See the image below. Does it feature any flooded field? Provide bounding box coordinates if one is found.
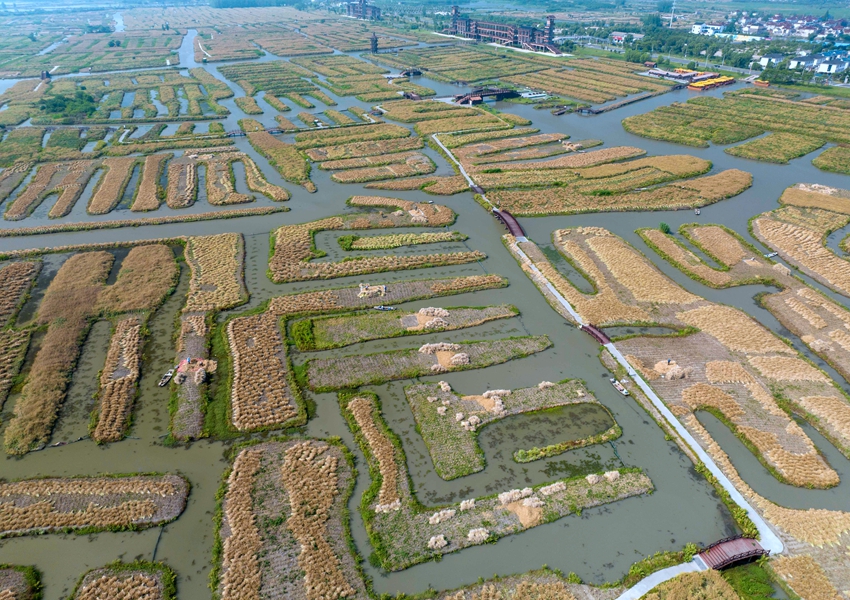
[1,23,850,600]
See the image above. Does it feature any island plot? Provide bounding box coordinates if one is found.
[341,390,647,571]
[3,244,178,454]
[69,561,176,600]
[505,227,842,489]
[507,226,850,593]
[0,474,188,537]
[639,220,850,459]
[622,88,850,173]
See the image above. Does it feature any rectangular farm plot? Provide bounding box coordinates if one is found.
[214,441,365,600]
[0,474,188,537]
[304,336,552,391]
[293,305,518,350]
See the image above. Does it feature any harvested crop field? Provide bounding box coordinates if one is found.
[184,233,247,313]
[0,261,39,325]
[227,313,300,431]
[304,336,551,391]
[92,316,144,443]
[0,474,188,537]
[215,441,365,600]
[72,562,175,600]
[267,200,482,283]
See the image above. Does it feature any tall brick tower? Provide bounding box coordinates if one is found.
[545,15,555,43]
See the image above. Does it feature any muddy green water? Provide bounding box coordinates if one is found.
[1,30,849,599]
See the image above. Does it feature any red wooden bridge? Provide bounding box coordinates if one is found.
[493,209,525,237]
[698,536,768,570]
[580,324,611,345]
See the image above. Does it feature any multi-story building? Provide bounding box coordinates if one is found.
[346,0,380,21]
[448,7,558,53]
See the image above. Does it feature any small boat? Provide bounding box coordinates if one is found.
[158,369,175,387]
[610,378,630,396]
[695,208,701,215]
[764,252,778,258]
[373,305,396,311]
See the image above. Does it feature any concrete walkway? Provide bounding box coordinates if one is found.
[507,238,784,599]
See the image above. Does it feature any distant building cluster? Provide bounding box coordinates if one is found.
[691,13,850,41]
[447,6,559,54]
[346,0,380,21]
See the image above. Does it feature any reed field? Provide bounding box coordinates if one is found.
[293,305,516,350]
[477,145,749,216]
[3,245,177,455]
[0,475,188,536]
[92,316,144,443]
[214,441,365,600]
[341,390,648,572]
[725,133,825,164]
[812,145,850,174]
[623,94,850,172]
[365,175,470,195]
[227,313,300,431]
[185,234,247,313]
[268,199,474,283]
[305,336,551,391]
[73,562,176,600]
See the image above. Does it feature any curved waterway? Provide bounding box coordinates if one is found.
[1,44,849,600]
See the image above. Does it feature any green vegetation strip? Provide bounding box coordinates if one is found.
[0,207,288,237]
[302,336,551,392]
[291,305,517,351]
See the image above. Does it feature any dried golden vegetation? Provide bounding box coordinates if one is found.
[4,246,176,455]
[96,245,178,314]
[508,232,649,325]
[445,580,579,600]
[132,154,170,212]
[639,570,740,600]
[687,225,748,267]
[281,442,356,600]
[164,160,196,208]
[0,261,38,325]
[219,449,262,600]
[677,305,794,355]
[5,161,97,220]
[348,397,399,509]
[640,229,732,286]
[796,396,850,448]
[780,183,850,215]
[268,199,477,283]
[227,314,298,431]
[184,234,246,313]
[771,555,842,600]
[88,158,137,215]
[748,356,830,382]
[0,329,29,411]
[686,413,850,546]
[92,316,143,443]
[681,383,745,419]
[753,202,850,297]
[4,252,112,455]
[247,131,313,191]
[76,571,163,600]
[0,475,188,536]
[585,235,699,305]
